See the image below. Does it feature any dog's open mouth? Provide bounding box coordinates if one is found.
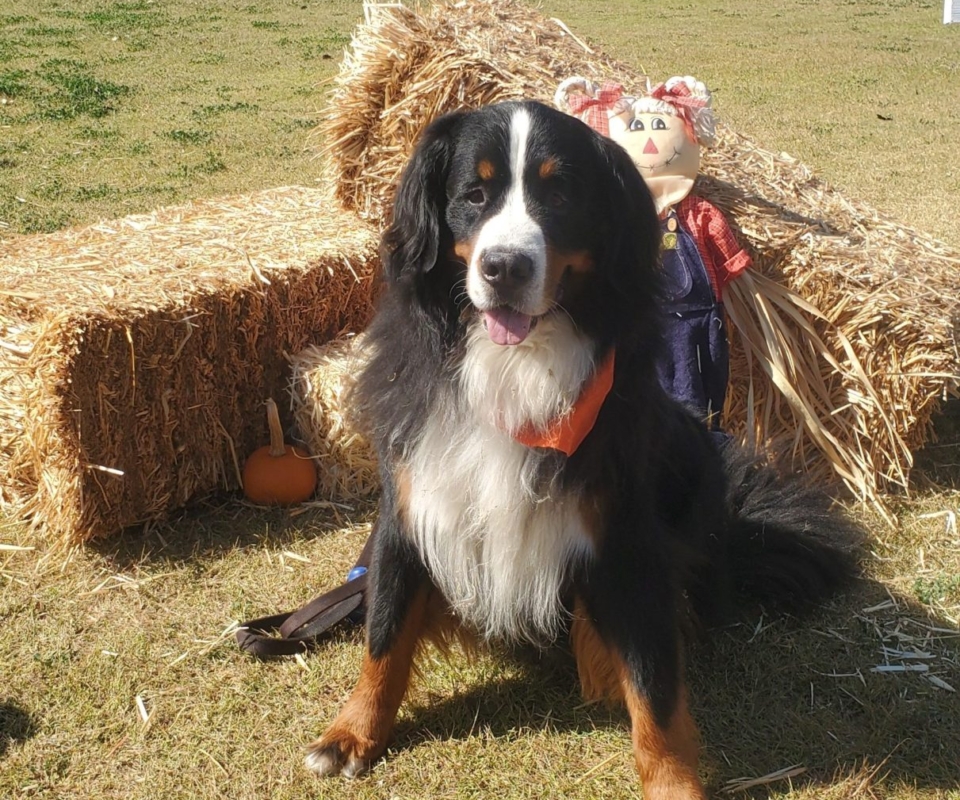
[482,308,539,346]
[479,267,570,346]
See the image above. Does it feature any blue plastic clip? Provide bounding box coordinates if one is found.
[347,565,368,582]
[345,565,368,624]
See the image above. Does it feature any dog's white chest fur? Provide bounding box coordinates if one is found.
[403,317,596,643]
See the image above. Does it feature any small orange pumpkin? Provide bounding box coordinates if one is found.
[242,398,317,505]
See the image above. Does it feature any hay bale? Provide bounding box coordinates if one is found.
[317,0,960,517]
[322,1,631,222]
[0,187,379,547]
[706,141,960,513]
[288,335,378,502]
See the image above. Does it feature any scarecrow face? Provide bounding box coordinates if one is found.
[608,106,700,212]
[623,112,698,178]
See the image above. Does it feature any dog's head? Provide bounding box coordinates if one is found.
[381,101,662,346]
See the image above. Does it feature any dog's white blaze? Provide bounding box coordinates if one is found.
[465,107,549,314]
[406,420,590,644]
[404,316,597,643]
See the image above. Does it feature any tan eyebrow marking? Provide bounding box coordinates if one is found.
[477,159,496,181]
[538,158,558,179]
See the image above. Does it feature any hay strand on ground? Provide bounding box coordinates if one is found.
[316,0,960,515]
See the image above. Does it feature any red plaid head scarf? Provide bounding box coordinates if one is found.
[566,81,625,138]
[648,81,709,144]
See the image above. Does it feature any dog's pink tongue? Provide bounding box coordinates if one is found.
[483,308,533,345]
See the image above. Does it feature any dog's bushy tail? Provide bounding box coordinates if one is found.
[721,445,862,613]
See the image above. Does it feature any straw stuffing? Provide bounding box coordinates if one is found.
[288,334,378,503]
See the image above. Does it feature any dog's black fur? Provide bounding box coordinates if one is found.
[306,101,860,796]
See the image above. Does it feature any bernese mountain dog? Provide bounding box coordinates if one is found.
[304,100,859,798]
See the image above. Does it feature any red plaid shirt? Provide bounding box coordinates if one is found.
[676,195,751,298]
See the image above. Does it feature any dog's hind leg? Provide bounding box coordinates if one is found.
[573,566,707,799]
[621,676,705,800]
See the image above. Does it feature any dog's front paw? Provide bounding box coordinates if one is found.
[304,732,377,779]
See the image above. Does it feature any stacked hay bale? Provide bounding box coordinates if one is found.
[288,335,378,503]
[322,1,632,222]
[0,187,379,548]
[313,0,960,518]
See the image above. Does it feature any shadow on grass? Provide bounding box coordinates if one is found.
[92,496,377,570]
[912,395,960,491]
[92,394,959,570]
[388,576,960,796]
[0,701,37,758]
[691,578,960,795]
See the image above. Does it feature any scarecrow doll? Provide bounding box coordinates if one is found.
[556,76,751,430]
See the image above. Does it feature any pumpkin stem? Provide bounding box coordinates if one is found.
[265,398,287,457]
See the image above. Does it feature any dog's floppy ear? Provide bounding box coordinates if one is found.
[592,133,662,305]
[382,110,465,280]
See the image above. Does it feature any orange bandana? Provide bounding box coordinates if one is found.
[513,350,615,456]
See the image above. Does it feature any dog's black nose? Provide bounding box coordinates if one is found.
[480,249,533,291]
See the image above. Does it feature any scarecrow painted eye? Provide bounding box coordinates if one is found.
[652,117,667,131]
[466,188,486,206]
[629,118,645,131]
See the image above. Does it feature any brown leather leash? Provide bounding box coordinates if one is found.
[236,534,375,657]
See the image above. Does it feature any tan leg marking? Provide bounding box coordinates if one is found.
[420,592,479,659]
[305,586,429,778]
[570,601,706,800]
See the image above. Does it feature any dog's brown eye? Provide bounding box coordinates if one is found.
[466,188,486,206]
[549,191,568,208]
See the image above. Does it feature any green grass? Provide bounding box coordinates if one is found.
[33,58,133,120]
[914,574,960,607]
[165,129,213,145]
[546,0,960,249]
[2,1,960,798]
[0,0,358,234]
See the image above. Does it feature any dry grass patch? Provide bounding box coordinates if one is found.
[2,481,960,799]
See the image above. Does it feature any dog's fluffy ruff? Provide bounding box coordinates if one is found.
[404,314,596,642]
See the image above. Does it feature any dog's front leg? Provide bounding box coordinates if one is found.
[305,497,428,779]
[574,542,706,800]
